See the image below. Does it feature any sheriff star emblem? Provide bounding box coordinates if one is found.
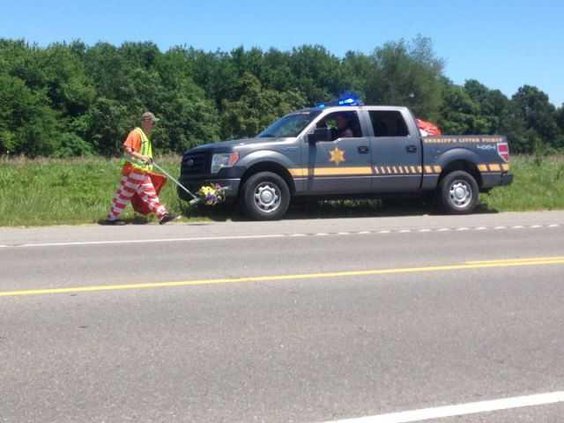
[329,147,346,165]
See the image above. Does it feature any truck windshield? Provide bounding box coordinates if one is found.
[258,110,321,138]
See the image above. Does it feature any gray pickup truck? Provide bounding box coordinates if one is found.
[179,105,513,220]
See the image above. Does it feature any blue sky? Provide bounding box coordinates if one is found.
[1,0,563,106]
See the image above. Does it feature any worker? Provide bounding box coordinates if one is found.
[101,112,177,225]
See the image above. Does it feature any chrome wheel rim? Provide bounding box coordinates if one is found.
[254,182,281,213]
[449,180,472,209]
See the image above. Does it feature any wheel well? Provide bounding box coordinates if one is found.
[439,160,482,187]
[240,162,296,195]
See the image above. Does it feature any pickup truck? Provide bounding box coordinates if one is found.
[178,105,513,220]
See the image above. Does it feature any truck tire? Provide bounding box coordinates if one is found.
[437,170,479,214]
[241,171,290,220]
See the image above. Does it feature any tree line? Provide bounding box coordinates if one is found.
[1,36,563,157]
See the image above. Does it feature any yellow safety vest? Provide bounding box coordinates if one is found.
[123,127,154,173]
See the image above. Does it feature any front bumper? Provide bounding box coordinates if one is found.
[177,177,241,202]
[179,149,244,202]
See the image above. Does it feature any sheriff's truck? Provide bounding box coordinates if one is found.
[179,104,513,220]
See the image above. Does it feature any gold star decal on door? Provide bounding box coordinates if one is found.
[329,147,346,165]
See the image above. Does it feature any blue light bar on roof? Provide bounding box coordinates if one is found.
[338,91,364,106]
[315,91,364,109]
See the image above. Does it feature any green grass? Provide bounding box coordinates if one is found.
[0,156,194,227]
[481,155,564,211]
[0,155,563,227]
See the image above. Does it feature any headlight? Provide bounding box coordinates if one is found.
[211,152,239,173]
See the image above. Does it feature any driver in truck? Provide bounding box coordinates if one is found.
[335,113,354,139]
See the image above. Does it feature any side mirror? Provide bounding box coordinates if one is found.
[308,127,332,143]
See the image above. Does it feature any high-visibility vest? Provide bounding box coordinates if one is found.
[123,127,154,173]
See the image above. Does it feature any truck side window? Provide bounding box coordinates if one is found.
[318,111,363,140]
[369,111,409,137]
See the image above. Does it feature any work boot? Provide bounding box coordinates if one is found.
[159,213,179,225]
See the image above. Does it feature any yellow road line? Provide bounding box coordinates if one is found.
[466,256,564,264]
[1,257,563,298]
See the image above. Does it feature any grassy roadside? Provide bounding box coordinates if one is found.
[480,155,564,211]
[0,156,190,227]
[0,155,563,227]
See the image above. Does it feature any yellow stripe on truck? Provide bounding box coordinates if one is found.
[289,163,475,178]
[314,167,373,176]
[477,163,511,173]
[289,167,373,177]
[289,169,306,177]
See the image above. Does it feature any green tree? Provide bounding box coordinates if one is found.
[187,49,240,111]
[221,73,306,139]
[0,74,60,156]
[83,97,130,156]
[152,48,221,151]
[341,51,377,101]
[1,37,562,157]
[463,80,509,133]
[370,36,444,119]
[511,85,559,152]
[39,43,96,116]
[261,48,296,92]
[439,83,481,134]
[289,45,345,104]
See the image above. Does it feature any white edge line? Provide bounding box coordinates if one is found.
[326,391,564,423]
[9,234,288,248]
[4,223,561,249]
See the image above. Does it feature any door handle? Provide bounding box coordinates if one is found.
[406,145,417,153]
[358,146,369,154]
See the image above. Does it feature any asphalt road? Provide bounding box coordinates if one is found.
[1,211,563,422]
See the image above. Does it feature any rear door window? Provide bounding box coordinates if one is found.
[369,111,409,137]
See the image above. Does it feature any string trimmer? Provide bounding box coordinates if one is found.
[151,160,202,206]
[124,153,202,206]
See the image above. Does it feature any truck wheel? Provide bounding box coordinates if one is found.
[242,172,290,220]
[437,170,479,214]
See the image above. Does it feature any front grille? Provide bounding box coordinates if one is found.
[181,152,211,175]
